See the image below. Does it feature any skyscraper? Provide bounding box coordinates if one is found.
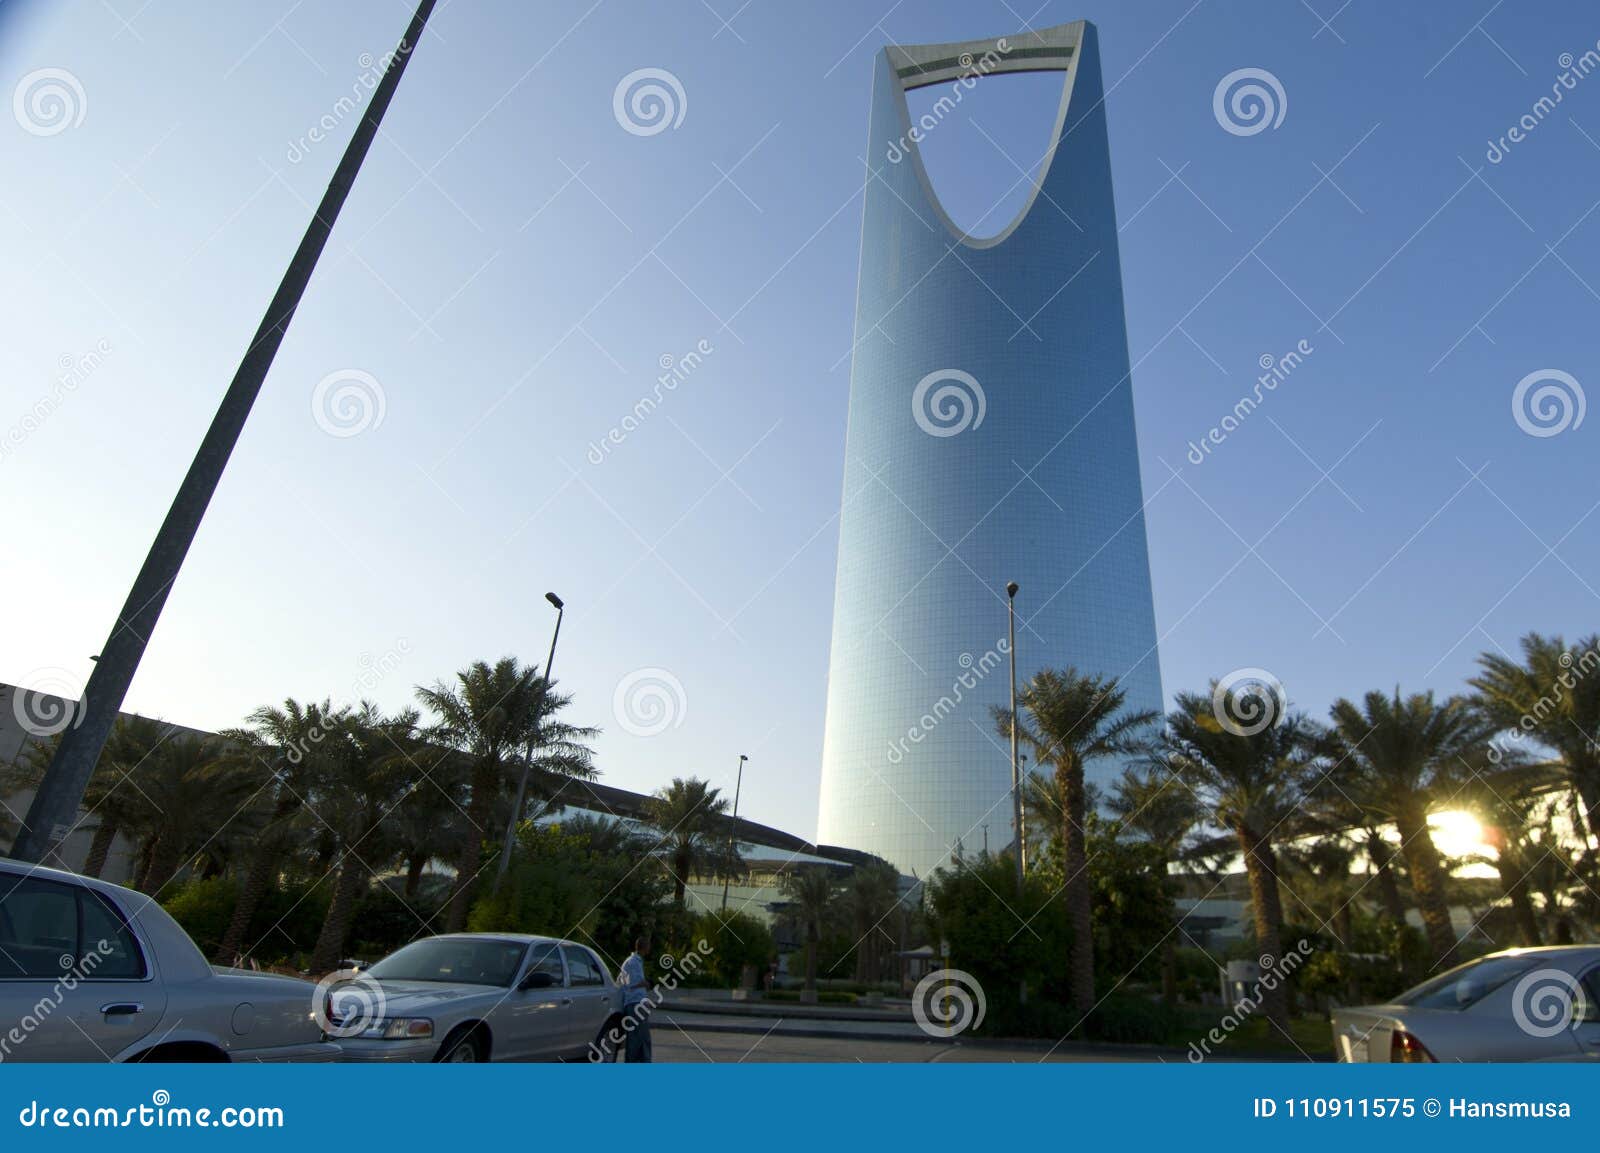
[817,20,1164,878]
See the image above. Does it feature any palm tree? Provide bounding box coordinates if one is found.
[417,657,593,931]
[1325,689,1489,969]
[387,747,465,903]
[212,699,345,962]
[1472,633,1600,858]
[1456,760,1567,947]
[1278,834,1360,945]
[1166,688,1311,1033]
[128,734,255,896]
[783,864,840,999]
[306,704,414,972]
[643,777,728,907]
[504,679,599,867]
[78,716,170,877]
[993,667,1158,1018]
[844,857,902,984]
[1109,764,1203,1007]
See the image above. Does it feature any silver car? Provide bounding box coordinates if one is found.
[1333,946,1600,1062]
[333,934,625,1062]
[0,858,340,1062]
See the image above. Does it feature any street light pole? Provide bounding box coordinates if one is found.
[1006,580,1026,1009]
[495,592,564,893]
[10,0,438,865]
[1006,581,1024,890]
[720,753,749,912]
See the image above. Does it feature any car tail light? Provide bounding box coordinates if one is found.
[1390,1030,1434,1063]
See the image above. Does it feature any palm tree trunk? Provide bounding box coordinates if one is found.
[804,930,818,991]
[446,763,497,931]
[82,821,118,878]
[131,837,155,891]
[404,854,427,899]
[671,844,691,907]
[1571,773,1599,840]
[1498,858,1542,946]
[143,831,184,895]
[1235,822,1289,1032]
[446,830,480,932]
[311,854,367,972]
[1365,830,1407,922]
[1058,762,1095,1023]
[1160,936,1178,1009]
[1395,806,1456,968]
[1333,901,1355,951]
[216,839,282,963]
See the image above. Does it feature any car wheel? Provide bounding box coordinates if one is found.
[591,1017,623,1063]
[436,1028,485,1063]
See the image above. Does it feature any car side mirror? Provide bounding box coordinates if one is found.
[520,971,556,990]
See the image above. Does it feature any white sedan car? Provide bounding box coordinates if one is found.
[0,858,340,1062]
[333,934,625,1062]
[1333,946,1600,1062]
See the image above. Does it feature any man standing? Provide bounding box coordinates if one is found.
[617,936,653,1063]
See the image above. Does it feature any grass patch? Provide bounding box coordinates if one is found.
[764,990,858,1005]
[1170,1006,1332,1059]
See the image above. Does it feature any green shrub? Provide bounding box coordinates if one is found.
[470,821,672,959]
[925,854,1073,1036]
[162,877,239,955]
[682,910,773,987]
[241,879,330,968]
[1082,993,1181,1044]
[161,875,330,968]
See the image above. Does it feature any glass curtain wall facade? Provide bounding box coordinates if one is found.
[816,21,1164,878]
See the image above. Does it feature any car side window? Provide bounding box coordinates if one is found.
[0,875,147,981]
[0,876,81,978]
[562,946,603,986]
[79,891,147,980]
[524,944,565,985]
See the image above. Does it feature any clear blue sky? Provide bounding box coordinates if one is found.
[4,1,1597,841]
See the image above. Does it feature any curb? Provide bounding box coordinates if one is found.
[656,1012,1329,1061]
[661,999,908,1023]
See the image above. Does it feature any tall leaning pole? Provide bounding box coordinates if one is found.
[10,0,437,865]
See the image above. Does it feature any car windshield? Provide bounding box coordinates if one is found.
[1392,954,1540,1010]
[367,938,528,987]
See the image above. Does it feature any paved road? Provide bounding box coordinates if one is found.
[650,1015,1170,1063]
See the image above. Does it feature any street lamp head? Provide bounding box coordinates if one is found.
[544,592,564,610]
[1006,581,1019,598]
[739,754,749,763]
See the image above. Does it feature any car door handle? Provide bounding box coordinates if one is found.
[99,1002,143,1016]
